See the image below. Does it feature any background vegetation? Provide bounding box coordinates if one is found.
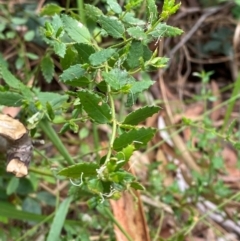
[0,0,240,241]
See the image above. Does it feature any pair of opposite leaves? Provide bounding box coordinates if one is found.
[0,114,32,177]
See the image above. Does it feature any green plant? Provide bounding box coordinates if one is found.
[0,0,183,205]
[143,68,240,240]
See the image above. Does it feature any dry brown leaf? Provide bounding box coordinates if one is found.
[110,189,150,241]
[110,163,150,241]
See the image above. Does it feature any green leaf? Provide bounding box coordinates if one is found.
[109,171,135,183]
[41,55,54,83]
[46,102,55,120]
[46,197,72,241]
[212,156,224,169]
[125,41,152,69]
[26,52,39,60]
[40,3,64,16]
[53,41,66,58]
[24,30,35,41]
[126,41,143,69]
[122,13,145,26]
[87,179,104,194]
[66,76,90,87]
[78,90,112,124]
[7,177,19,195]
[89,48,116,66]
[125,0,144,10]
[161,0,181,19]
[15,57,24,70]
[130,181,145,190]
[6,31,15,39]
[106,0,122,14]
[0,65,22,89]
[84,4,103,22]
[59,123,70,134]
[0,91,23,106]
[60,46,77,70]
[36,192,56,207]
[127,26,147,41]
[98,15,125,39]
[125,93,137,107]
[22,197,41,215]
[149,23,183,38]
[113,127,156,151]
[61,14,91,43]
[234,142,240,150]
[0,65,32,99]
[147,0,158,24]
[74,43,96,64]
[146,56,169,68]
[125,78,153,106]
[58,163,98,178]
[11,17,27,25]
[102,68,135,91]
[0,54,8,67]
[44,22,55,37]
[35,91,68,108]
[60,64,86,84]
[102,70,122,91]
[115,144,135,169]
[55,26,64,38]
[52,14,63,36]
[130,79,154,94]
[123,106,160,125]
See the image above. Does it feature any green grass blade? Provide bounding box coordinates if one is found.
[222,73,240,132]
[39,118,75,164]
[0,201,78,225]
[0,201,49,222]
[46,196,73,241]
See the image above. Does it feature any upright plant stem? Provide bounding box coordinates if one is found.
[221,73,240,132]
[39,118,75,165]
[77,0,86,24]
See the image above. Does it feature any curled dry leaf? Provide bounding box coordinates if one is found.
[0,114,32,177]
